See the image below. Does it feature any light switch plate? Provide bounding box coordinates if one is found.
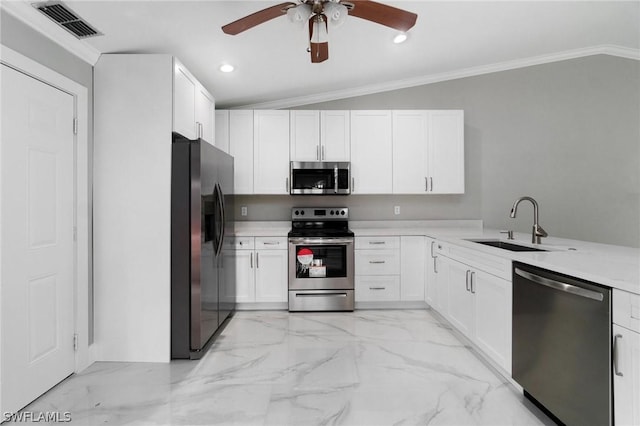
[241,206,248,216]
[394,206,400,215]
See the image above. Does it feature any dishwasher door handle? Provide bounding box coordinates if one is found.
[515,268,604,302]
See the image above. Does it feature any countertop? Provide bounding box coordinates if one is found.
[233,220,640,295]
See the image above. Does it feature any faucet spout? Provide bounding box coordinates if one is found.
[510,196,547,244]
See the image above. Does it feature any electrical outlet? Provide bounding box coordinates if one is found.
[394,206,400,215]
[241,206,248,216]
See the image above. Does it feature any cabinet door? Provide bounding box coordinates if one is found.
[215,110,230,153]
[400,236,425,301]
[290,110,320,161]
[350,110,392,194]
[433,256,449,319]
[235,250,255,303]
[446,258,474,339]
[254,249,288,302]
[320,110,350,161]
[195,86,215,143]
[425,238,437,307]
[473,269,512,373]
[613,324,640,426]
[254,110,290,194]
[229,110,254,194]
[427,110,464,194]
[392,111,428,194]
[173,61,196,139]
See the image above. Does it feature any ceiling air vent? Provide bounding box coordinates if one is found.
[33,1,102,39]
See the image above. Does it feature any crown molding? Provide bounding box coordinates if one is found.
[237,44,640,109]
[1,0,101,65]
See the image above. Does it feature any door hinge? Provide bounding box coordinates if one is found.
[73,118,78,135]
[73,334,78,351]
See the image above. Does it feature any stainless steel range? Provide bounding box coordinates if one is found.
[288,208,354,312]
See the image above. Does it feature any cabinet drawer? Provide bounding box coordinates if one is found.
[255,237,288,250]
[226,237,254,250]
[355,236,400,250]
[355,276,400,301]
[355,250,400,275]
[613,289,640,333]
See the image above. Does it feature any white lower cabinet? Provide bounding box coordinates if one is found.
[424,238,439,308]
[233,237,288,305]
[613,289,640,426]
[355,236,426,304]
[613,324,640,426]
[254,248,288,302]
[433,242,512,374]
[400,236,426,301]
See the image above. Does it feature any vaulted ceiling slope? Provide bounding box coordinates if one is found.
[5,1,640,108]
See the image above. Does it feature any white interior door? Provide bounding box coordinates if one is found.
[1,64,76,414]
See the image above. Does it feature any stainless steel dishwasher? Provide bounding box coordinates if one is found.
[512,262,612,426]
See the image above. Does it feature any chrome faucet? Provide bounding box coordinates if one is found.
[510,196,548,244]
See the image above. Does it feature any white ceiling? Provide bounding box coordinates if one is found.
[10,1,640,108]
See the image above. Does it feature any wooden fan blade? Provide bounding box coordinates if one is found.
[222,2,296,35]
[308,16,329,63]
[347,0,417,32]
[310,42,329,63]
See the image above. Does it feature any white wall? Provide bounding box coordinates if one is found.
[235,55,640,248]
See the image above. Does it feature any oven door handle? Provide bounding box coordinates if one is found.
[289,238,354,245]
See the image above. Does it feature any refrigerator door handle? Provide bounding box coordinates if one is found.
[214,183,225,256]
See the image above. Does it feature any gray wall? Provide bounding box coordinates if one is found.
[237,55,640,247]
[1,10,96,338]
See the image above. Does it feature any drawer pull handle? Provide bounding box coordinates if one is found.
[369,287,386,290]
[369,241,386,245]
[263,242,280,245]
[369,260,386,264]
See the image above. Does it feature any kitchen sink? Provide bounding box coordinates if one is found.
[466,239,548,252]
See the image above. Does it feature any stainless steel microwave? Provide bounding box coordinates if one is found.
[290,161,351,195]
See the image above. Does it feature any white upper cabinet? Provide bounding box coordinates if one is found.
[350,110,393,194]
[290,110,350,162]
[392,110,464,194]
[215,110,230,153]
[321,110,350,161]
[290,110,320,161]
[393,110,428,193]
[253,110,290,194]
[173,58,215,144]
[229,110,254,194]
[195,86,215,143]
[173,60,196,139]
[427,110,464,194]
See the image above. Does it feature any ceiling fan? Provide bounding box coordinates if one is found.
[221,0,418,63]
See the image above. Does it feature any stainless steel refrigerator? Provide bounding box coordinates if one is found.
[171,133,235,359]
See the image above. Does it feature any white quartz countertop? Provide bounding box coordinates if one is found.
[233,220,640,295]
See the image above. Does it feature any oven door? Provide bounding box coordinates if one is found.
[288,237,354,290]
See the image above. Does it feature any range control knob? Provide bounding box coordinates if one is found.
[330,210,335,215]
[340,210,346,215]
[294,210,299,216]
[300,210,305,215]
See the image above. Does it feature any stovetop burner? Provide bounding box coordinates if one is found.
[288,207,354,238]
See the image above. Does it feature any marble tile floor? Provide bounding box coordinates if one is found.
[22,310,554,425]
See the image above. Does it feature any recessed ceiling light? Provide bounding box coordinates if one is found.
[219,64,234,73]
[393,33,407,44]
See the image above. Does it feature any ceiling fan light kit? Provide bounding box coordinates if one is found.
[393,33,407,44]
[221,0,418,63]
